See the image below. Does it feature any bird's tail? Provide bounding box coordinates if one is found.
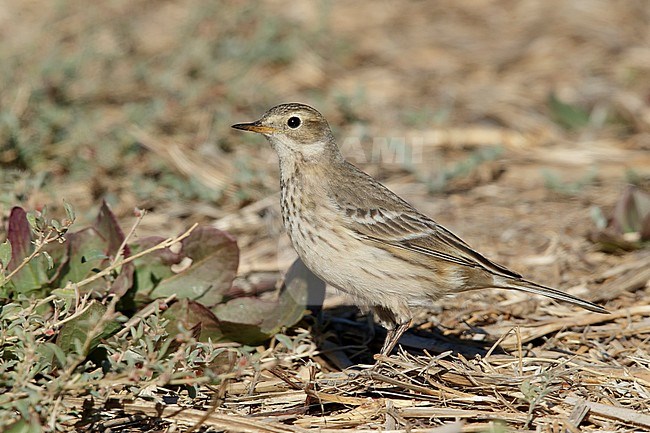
[494,277,609,314]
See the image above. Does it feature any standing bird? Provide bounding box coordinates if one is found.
[232,103,608,356]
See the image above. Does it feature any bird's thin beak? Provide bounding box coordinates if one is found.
[231,120,277,134]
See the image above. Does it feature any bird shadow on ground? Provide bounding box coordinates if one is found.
[310,308,504,369]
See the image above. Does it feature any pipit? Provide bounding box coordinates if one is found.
[232,103,608,356]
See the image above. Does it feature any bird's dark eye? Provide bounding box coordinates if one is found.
[287,116,301,128]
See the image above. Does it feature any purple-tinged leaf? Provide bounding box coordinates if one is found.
[163,299,223,342]
[54,202,134,296]
[589,185,650,252]
[7,207,33,270]
[642,212,650,241]
[5,207,48,293]
[60,227,111,294]
[94,200,133,296]
[95,200,130,258]
[612,185,650,236]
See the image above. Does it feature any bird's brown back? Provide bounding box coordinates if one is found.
[322,160,524,286]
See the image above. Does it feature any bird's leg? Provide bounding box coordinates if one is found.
[378,320,411,357]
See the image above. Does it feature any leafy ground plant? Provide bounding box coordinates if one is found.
[0,201,312,431]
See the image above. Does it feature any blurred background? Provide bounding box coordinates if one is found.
[1,0,648,289]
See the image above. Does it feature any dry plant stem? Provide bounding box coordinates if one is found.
[368,370,446,398]
[166,376,216,386]
[483,326,516,360]
[34,294,57,310]
[516,326,523,376]
[110,208,147,268]
[66,396,306,433]
[45,291,93,330]
[73,223,198,290]
[564,396,650,428]
[48,394,64,432]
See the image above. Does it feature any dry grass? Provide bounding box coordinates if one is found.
[1,0,650,431]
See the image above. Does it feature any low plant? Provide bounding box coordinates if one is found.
[0,201,316,431]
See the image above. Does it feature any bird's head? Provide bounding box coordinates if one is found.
[232,103,339,162]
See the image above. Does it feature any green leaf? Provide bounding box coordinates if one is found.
[5,418,43,433]
[213,297,277,345]
[36,342,68,368]
[63,200,76,223]
[42,251,54,270]
[58,227,110,293]
[131,236,182,297]
[25,212,37,231]
[143,226,239,307]
[213,259,324,345]
[548,93,590,131]
[270,258,325,331]
[274,333,294,350]
[42,235,70,283]
[56,301,121,355]
[589,206,607,230]
[0,240,12,269]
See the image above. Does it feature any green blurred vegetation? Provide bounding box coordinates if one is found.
[0,1,348,223]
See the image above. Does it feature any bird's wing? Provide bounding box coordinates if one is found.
[331,163,522,279]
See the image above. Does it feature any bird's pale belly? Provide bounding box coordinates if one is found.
[284,212,448,320]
